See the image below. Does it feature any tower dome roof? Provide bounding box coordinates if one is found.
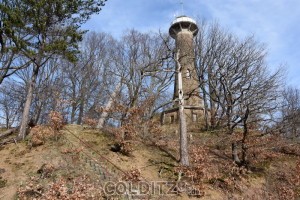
[169,15,198,39]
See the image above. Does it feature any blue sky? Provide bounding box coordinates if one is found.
[83,0,300,88]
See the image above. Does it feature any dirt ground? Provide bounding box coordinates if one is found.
[0,140,64,199]
[0,125,299,199]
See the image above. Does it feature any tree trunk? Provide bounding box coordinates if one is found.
[176,50,189,166]
[241,143,247,165]
[241,107,250,165]
[203,88,209,130]
[70,103,77,124]
[18,65,39,140]
[33,101,44,124]
[5,112,9,129]
[77,98,84,125]
[232,141,241,164]
[97,82,121,129]
[0,127,18,140]
[200,73,209,130]
[179,103,189,166]
[208,65,216,128]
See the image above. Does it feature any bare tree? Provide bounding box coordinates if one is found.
[97,81,122,129]
[195,21,235,129]
[61,32,113,124]
[0,82,23,128]
[110,30,173,125]
[195,20,284,164]
[278,87,300,138]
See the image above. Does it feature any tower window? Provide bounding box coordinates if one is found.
[186,69,191,79]
[192,114,197,122]
[170,115,175,123]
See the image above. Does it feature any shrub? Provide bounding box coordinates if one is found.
[49,111,64,140]
[122,168,141,182]
[30,126,53,147]
[82,117,98,128]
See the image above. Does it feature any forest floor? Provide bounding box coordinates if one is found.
[0,124,299,199]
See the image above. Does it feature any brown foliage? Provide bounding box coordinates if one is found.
[82,117,98,128]
[122,168,141,182]
[48,111,64,140]
[29,111,65,147]
[37,164,55,179]
[61,147,83,154]
[49,111,64,132]
[18,176,102,199]
[269,161,300,200]
[107,97,162,156]
[175,146,208,197]
[30,126,54,147]
[111,97,161,139]
[119,141,133,156]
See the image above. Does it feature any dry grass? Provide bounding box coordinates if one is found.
[0,124,299,199]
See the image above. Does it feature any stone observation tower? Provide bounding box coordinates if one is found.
[161,16,204,127]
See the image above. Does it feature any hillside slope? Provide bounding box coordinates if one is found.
[0,124,299,199]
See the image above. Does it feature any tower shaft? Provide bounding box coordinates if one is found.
[173,30,199,106]
[169,16,201,107]
[161,16,204,127]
